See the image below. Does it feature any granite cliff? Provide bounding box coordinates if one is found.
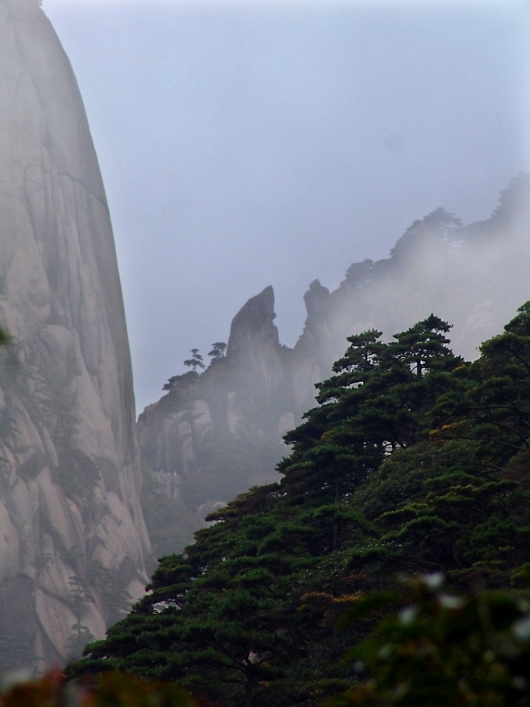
[138,175,530,554]
[0,0,150,668]
[138,286,291,555]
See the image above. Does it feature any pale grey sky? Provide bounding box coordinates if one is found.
[42,0,530,414]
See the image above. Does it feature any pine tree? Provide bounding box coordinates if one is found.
[183,349,205,374]
[67,306,530,707]
[208,342,227,362]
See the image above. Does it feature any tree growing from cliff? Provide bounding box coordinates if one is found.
[183,349,205,374]
[65,576,95,660]
[162,375,179,391]
[208,342,227,362]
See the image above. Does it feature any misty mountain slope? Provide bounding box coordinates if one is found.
[292,174,530,413]
[138,286,291,555]
[139,174,530,553]
[0,0,150,668]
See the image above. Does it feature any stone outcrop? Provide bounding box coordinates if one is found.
[138,175,530,550]
[0,0,150,668]
[138,287,291,554]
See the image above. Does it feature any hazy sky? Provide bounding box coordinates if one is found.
[42,0,530,414]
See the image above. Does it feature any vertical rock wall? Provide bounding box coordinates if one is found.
[0,0,150,668]
[138,287,290,555]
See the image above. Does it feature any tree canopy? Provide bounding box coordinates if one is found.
[208,342,227,361]
[68,304,530,707]
[183,349,205,374]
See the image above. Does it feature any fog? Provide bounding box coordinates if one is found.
[42,0,530,414]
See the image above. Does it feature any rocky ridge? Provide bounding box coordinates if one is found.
[138,286,291,554]
[138,175,530,553]
[290,177,530,413]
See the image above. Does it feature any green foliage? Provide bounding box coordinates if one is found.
[346,440,530,587]
[65,624,95,663]
[0,325,9,346]
[162,371,199,392]
[163,349,209,390]
[163,376,180,391]
[65,576,95,660]
[163,350,206,391]
[69,486,315,702]
[69,304,530,706]
[336,575,530,706]
[183,349,205,374]
[208,342,227,362]
[431,301,530,466]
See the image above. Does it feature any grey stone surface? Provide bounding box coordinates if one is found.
[0,0,150,668]
[138,287,291,553]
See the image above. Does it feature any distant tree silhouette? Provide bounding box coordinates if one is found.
[183,349,205,374]
[162,376,179,391]
[208,342,227,362]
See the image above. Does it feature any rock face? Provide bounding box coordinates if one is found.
[0,0,150,668]
[138,287,291,554]
[138,175,530,551]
